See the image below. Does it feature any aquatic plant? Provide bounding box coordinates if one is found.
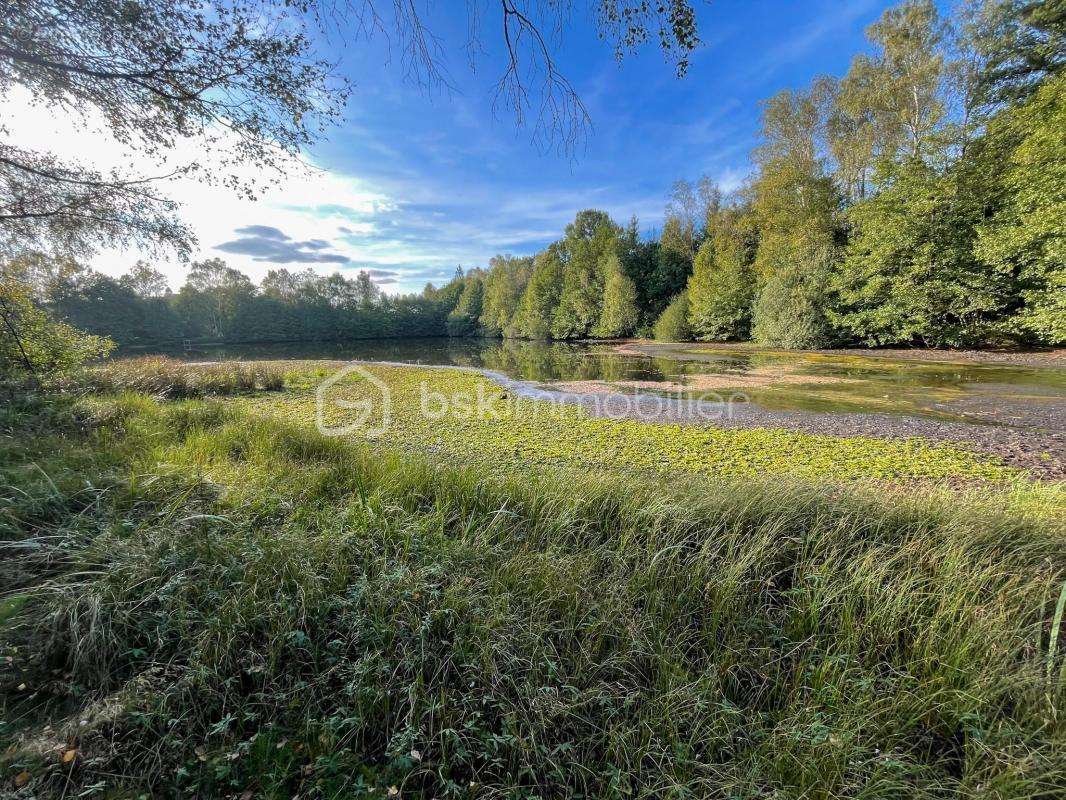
[252,364,1021,484]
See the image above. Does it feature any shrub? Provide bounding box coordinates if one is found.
[0,272,114,389]
[652,289,692,341]
[752,262,833,348]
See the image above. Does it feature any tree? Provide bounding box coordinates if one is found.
[652,290,692,341]
[618,215,659,326]
[119,262,169,298]
[975,72,1066,344]
[968,0,1066,108]
[512,245,565,340]
[262,268,315,303]
[752,258,835,349]
[665,176,721,244]
[687,206,757,341]
[0,0,352,258]
[175,258,255,339]
[551,210,621,339]
[751,86,841,348]
[650,215,698,318]
[863,0,949,160]
[353,271,383,308]
[52,270,184,346]
[832,154,1015,348]
[480,254,533,337]
[1,268,113,388]
[446,274,485,337]
[593,254,639,338]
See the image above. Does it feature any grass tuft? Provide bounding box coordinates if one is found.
[74,356,286,399]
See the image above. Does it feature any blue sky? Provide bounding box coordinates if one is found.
[10,0,908,293]
[286,0,900,293]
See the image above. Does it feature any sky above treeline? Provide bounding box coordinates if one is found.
[9,0,917,294]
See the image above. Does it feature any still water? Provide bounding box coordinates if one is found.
[157,337,1065,426]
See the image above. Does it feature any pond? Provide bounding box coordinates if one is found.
[154,337,1065,429]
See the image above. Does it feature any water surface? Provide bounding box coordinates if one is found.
[156,338,1065,428]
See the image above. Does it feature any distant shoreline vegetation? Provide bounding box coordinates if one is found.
[5,1,1062,353]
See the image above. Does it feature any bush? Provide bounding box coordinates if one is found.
[752,264,833,349]
[0,273,114,389]
[651,290,692,341]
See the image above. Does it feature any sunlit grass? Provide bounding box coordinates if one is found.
[1,392,1064,798]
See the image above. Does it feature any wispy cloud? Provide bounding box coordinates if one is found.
[747,0,881,79]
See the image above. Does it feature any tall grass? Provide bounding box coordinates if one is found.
[74,355,285,398]
[1,394,1064,798]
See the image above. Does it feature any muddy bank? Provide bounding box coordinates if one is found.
[616,340,1066,369]
[537,383,1065,480]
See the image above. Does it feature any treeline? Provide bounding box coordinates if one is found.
[445,0,1064,348]
[4,255,460,347]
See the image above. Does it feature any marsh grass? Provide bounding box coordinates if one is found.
[1,394,1064,798]
[74,355,286,399]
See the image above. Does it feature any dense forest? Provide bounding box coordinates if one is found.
[10,0,1064,350]
[5,254,458,347]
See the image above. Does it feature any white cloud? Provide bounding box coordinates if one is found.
[2,87,401,289]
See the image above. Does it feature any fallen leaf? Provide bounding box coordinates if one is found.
[62,748,77,764]
[13,771,30,787]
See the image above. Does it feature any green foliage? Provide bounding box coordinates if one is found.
[0,270,113,387]
[651,290,692,341]
[618,216,661,326]
[750,87,841,349]
[976,72,1066,344]
[17,255,453,347]
[753,260,835,349]
[687,209,758,341]
[8,2,1065,353]
[445,274,484,337]
[971,0,1066,107]
[479,255,533,337]
[832,157,1013,347]
[551,210,622,339]
[648,215,695,317]
[592,254,639,337]
[511,245,565,339]
[0,391,1062,796]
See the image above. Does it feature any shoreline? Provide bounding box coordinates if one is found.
[611,340,1066,369]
